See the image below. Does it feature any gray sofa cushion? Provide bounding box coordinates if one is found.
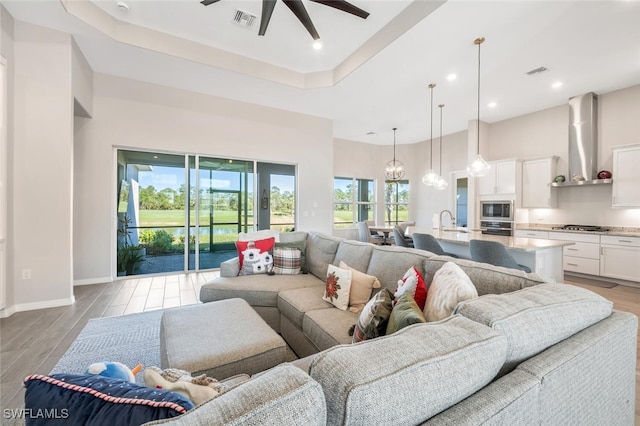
[309,315,507,426]
[332,240,374,272]
[455,283,613,374]
[279,231,309,243]
[143,364,326,426]
[200,274,322,306]
[425,255,549,296]
[303,308,359,351]
[306,232,343,280]
[278,286,332,329]
[366,245,432,293]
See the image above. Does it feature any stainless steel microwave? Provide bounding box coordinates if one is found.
[480,200,513,221]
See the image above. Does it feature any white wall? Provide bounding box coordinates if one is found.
[334,128,469,235]
[71,39,93,118]
[73,73,333,282]
[7,21,75,313]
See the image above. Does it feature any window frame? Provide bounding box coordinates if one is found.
[333,176,376,228]
[384,179,410,226]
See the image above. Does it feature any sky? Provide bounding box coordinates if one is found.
[138,166,294,193]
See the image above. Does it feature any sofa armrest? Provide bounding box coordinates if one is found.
[143,364,326,426]
[220,257,240,277]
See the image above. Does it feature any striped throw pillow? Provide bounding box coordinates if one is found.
[272,247,301,275]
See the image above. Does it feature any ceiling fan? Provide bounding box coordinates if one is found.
[200,0,370,40]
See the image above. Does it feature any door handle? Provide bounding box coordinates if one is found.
[567,263,578,267]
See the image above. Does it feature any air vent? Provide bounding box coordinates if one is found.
[232,9,257,29]
[526,66,549,76]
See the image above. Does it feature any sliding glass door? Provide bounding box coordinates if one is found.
[189,157,253,271]
[116,150,295,276]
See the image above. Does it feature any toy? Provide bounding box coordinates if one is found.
[85,362,143,383]
[143,367,223,406]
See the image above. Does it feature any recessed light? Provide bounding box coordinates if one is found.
[488,102,497,108]
[312,41,322,50]
[446,74,457,81]
[552,81,563,89]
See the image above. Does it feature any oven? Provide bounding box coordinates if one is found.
[480,220,513,236]
[480,200,513,221]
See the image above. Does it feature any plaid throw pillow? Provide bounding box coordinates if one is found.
[352,288,394,343]
[272,247,301,275]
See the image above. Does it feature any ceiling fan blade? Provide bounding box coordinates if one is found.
[309,0,369,19]
[259,0,277,36]
[200,0,221,5]
[282,0,320,40]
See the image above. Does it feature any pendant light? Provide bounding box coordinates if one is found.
[466,37,491,178]
[384,127,405,182]
[434,103,448,190]
[422,83,439,186]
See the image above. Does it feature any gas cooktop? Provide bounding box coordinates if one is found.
[552,224,610,232]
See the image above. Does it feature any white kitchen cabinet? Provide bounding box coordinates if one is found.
[478,160,518,196]
[514,230,549,239]
[600,235,640,282]
[548,231,601,276]
[612,144,640,207]
[521,157,558,208]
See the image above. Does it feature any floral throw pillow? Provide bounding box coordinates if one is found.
[394,266,428,311]
[322,264,352,311]
[235,237,275,276]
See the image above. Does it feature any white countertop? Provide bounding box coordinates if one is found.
[516,225,640,238]
[407,227,575,252]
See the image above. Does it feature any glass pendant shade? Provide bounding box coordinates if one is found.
[422,169,439,186]
[467,154,491,177]
[434,176,449,190]
[466,37,491,179]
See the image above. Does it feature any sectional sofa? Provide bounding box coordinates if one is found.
[157,231,637,425]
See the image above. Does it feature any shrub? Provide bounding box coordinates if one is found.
[139,229,154,245]
[150,230,174,254]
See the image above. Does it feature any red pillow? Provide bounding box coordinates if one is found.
[235,237,275,275]
[394,267,428,311]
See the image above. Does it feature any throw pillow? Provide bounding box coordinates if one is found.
[385,291,427,335]
[352,288,394,343]
[235,237,275,275]
[272,247,301,275]
[424,261,478,322]
[394,266,428,311]
[275,240,307,273]
[339,261,382,314]
[23,373,194,426]
[322,264,352,311]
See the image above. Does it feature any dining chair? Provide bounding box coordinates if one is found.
[398,221,415,234]
[357,221,385,245]
[392,226,413,248]
[469,239,531,273]
[412,233,458,257]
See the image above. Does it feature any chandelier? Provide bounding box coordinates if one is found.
[385,127,405,182]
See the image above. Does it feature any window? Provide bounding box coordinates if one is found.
[385,180,409,225]
[333,177,375,228]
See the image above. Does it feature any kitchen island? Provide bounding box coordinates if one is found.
[407,227,575,282]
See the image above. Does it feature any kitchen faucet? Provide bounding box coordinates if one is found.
[439,209,456,233]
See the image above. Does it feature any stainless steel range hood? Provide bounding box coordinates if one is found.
[551,92,612,187]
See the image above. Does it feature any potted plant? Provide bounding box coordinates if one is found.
[117,214,146,275]
[117,244,146,275]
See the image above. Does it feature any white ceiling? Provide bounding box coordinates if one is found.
[4,0,640,145]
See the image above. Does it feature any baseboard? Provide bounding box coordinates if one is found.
[74,276,113,286]
[0,304,16,318]
[2,296,76,317]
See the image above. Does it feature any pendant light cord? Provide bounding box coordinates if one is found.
[475,37,484,156]
[393,127,397,163]
[439,104,444,174]
[429,83,435,170]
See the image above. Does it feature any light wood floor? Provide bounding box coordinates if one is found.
[1,273,639,423]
